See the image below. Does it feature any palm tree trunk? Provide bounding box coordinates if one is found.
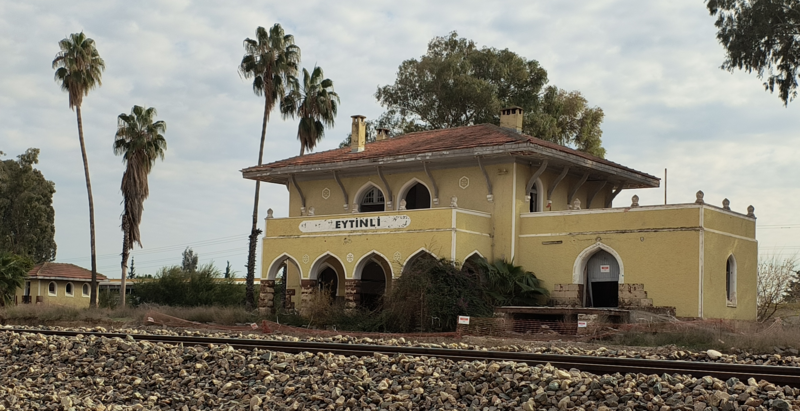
[245,97,271,311]
[120,216,130,307]
[300,145,305,156]
[76,105,99,308]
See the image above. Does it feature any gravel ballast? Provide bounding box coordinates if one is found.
[1,330,799,410]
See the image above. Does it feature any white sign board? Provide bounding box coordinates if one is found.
[299,215,410,233]
[458,316,470,325]
[600,265,611,273]
[577,321,588,328]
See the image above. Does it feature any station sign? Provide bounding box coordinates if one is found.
[299,215,411,233]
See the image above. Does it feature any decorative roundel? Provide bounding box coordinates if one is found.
[459,176,470,189]
[321,188,331,200]
[393,251,402,262]
[346,253,354,263]
[302,254,310,264]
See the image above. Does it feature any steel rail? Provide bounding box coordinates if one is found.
[5,328,800,387]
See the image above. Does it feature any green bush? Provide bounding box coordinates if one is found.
[133,263,244,307]
[479,259,549,306]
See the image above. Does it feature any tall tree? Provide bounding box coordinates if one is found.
[52,32,105,307]
[181,247,198,272]
[0,252,33,306]
[0,149,57,263]
[281,66,340,155]
[238,24,300,310]
[375,32,606,157]
[113,105,167,307]
[707,0,800,105]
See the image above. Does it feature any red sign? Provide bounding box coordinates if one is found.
[600,265,611,273]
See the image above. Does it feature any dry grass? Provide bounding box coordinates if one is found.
[609,318,800,354]
[0,304,259,327]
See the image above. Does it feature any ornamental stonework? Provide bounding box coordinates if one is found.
[459,176,469,189]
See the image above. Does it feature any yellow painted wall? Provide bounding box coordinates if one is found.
[14,280,98,308]
[700,208,758,321]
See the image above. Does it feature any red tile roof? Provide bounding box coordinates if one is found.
[244,123,657,182]
[27,263,108,281]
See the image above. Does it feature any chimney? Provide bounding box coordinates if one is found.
[500,106,523,132]
[350,115,366,152]
[376,128,389,141]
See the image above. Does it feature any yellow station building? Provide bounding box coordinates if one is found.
[14,262,107,308]
[242,108,757,320]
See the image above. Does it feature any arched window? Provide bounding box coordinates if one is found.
[726,255,737,305]
[65,283,74,296]
[48,282,57,296]
[402,182,431,210]
[529,185,539,212]
[359,187,385,212]
[82,283,90,297]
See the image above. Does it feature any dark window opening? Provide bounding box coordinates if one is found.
[360,187,385,212]
[404,183,431,210]
[529,186,539,212]
[360,261,386,310]
[65,283,73,295]
[48,282,56,295]
[318,267,338,298]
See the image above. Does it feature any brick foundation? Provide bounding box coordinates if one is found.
[345,279,362,309]
[257,280,275,315]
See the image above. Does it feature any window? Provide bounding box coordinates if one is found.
[726,255,737,306]
[403,182,431,210]
[48,282,57,296]
[359,187,385,212]
[65,283,74,296]
[529,185,539,212]
[82,283,90,297]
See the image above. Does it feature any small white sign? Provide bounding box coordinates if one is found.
[600,265,611,273]
[577,321,588,328]
[458,316,470,325]
[299,215,410,233]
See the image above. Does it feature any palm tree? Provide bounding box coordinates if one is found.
[0,253,33,306]
[281,66,340,155]
[238,24,300,310]
[113,105,167,307]
[52,32,105,307]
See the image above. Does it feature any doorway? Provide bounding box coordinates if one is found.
[585,250,620,308]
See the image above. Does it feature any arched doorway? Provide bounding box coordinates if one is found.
[402,249,437,276]
[360,261,386,310]
[585,250,620,307]
[359,185,385,212]
[528,179,543,212]
[318,267,338,297]
[403,182,431,210]
[461,252,486,283]
[267,254,303,311]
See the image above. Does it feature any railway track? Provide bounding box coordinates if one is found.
[5,328,800,387]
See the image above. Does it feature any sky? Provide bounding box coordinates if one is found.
[1,1,798,279]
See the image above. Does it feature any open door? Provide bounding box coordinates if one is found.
[586,250,620,307]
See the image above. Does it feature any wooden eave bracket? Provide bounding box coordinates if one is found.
[585,180,608,209]
[526,160,548,194]
[567,171,591,205]
[423,162,440,205]
[605,184,624,208]
[290,173,306,212]
[477,156,494,202]
[377,166,393,210]
[333,170,349,211]
[547,167,570,201]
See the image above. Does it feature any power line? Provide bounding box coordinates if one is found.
[57,233,249,262]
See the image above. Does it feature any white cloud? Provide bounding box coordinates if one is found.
[1,0,798,278]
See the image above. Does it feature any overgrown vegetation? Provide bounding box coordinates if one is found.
[0,252,33,305]
[133,263,244,307]
[757,254,798,322]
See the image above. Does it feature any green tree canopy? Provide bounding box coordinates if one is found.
[281,66,340,155]
[0,149,56,263]
[375,32,606,157]
[707,0,800,105]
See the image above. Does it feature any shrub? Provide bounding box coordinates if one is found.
[0,252,33,306]
[479,259,549,306]
[133,263,244,307]
[382,257,493,332]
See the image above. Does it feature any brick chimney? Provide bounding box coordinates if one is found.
[500,106,523,133]
[376,128,389,141]
[350,115,366,152]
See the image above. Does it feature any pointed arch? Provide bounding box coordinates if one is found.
[353,181,386,212]
[463,250,485,264]
[403,247,437,269]
[527,178,545,212]
[572,242,625,284]
[396,178,432,210]
[309,252,347,280]
[267,253,303,280]
[354,250,395,280]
